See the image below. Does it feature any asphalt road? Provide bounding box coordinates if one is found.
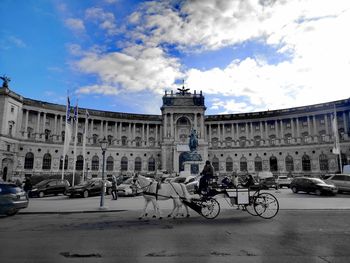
[1,209,350,263]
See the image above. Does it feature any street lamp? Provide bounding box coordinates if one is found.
[99,137,108,210]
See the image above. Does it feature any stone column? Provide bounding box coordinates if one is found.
[118,122,122,140]
[24,110,29,135]
[100,120,104,139]
[291,118,295,138]
[128,123,131,145]
[280,120,284,140]
[90,119,94,137]
[209,124,212,143]
[170,113,174,138]
[146,124,149,145]
[307,116,311,136]
[325,114,329,135]
[155,124,158,144]
[296,118,301,141]
[194,113,198,131]
[274,120,278,139]
[265,121,268,140]
[218,124,221,143]
[114,122,118,142]
[42,113,46,134]
[259,121,263,138]
[53,114,57,135]
[200,114,204,139]
[245,123,249,139]
[222,123,226,142]
[36,112,41,134]
[132,123,136,142]
[343,112,348,138]
[250,122,253,140]
[163,114,167,138]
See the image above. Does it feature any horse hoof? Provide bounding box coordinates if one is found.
[152,215,156,218]
[138,217,142,220]
[167,214,171,218]
[145,213,148,217]
[186,214,190,218]
[159,217,162,220]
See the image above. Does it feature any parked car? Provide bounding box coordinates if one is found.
[324,174,350,193]
[290,177,337,196]
[67,179,112,198]
[276,176,292,188]
[30,179,70,198]
[0,182,29,216]
[260,177,278,189]
[116,178,142,196]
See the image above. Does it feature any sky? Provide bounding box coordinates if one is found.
[1,0,350,115]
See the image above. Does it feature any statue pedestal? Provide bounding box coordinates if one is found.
[180,160,205,177]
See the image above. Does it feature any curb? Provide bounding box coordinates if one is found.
[19,209,127,215]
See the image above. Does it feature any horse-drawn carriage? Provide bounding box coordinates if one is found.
[133,174,279,220]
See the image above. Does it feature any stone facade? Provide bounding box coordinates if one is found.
[0,86,349,182]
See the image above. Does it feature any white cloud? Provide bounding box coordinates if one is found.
[85,7,118,35]
[65,18,85,32]
[76,84,119,95]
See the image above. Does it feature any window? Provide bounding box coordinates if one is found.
[11,106,14,113]
[239,137,246,147]
[285,155,294,172]
[226,157,233,172]
[135,157,142,171]
[149,137,155,147]
[106,156,114,171]
[45,129,51,141]
[107,135,113,145]
[302,154,311,171]
[148,157,155,171]
[254,136,261,146]
[121,136,127,146]
[75,155,84,171]
[225,137,232,147]
[91,156,99,171]
[211,138,219,148]
[240,157,247,172]
[59,155,68,170]
[270,156,278,172]
[24,152,34,170]
[121,156,128,171]
[255,156,262,172]
[212,157,219,172]
[93,134,98,144]
[135,137,142,147]
[61,131,65,142]
[319,154,328,171]
[77,133,83,144]
[42,153,51,170]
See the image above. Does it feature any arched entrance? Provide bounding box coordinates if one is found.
[2,158,14,182]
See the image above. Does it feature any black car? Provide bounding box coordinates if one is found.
[290,177,337,196]
[67,179,112,198]
[0,182,29,216]
[260,177,278,189]
[30,179,70,198]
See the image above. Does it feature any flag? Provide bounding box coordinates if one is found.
[63,96,72,157]
[332,107,340,154]
[72,102,79,186]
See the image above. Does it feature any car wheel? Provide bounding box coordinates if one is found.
[83,190,89,198]
[291,186,298,193]
[6,208,18,216]
[39,191,45,198]
[315,189,322,196]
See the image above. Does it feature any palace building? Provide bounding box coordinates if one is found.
[1,84,349,182]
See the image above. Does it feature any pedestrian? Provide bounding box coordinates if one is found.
[111,176,118,200]
[15,178,22,188]
[232,174,239,188]
[23,177,32,197]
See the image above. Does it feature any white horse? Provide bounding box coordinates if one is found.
[132,174,191,219]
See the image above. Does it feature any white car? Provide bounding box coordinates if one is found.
[116,178,142,196]
[276,176,292,188]
[324,174,350,193]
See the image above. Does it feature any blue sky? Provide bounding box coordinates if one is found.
[1,0,349,115]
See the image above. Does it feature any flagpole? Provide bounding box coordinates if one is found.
[61,94,69,180]
[72,101,79,186]
[333,104,343,173]
[82,110,89,182]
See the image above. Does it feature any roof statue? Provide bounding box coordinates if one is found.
[0,75,11,88]
[177,80,190,95]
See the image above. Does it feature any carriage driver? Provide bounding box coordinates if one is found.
[198,160,215,194]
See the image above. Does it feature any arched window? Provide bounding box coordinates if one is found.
[27,127,33,139]
[285,155,294,172]
[240,156,247,172]
[44,129,51,141]
[319,154,328,171]
[59,155,68,170]
[302,154,311,171]
[135,157,142,171]
[42,153,51,170]
[226,157,233,172]
[121,156,128,171]
[254,136,261,147]
[24,152,34,170]
[284,133,292,144]
[270,156,278,172]
[76,155,84,171]
[148,157,155,171]
[254,156,262,172]
[121,136,127,146]
[135,137,142,147]
[106,156,114,171]
[149,137,155,147]
[61,131,65,142]
[91,156,99,171]
[269,135,276,145]
[212,157,219,172]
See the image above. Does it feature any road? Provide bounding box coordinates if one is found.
[1,210,350,262]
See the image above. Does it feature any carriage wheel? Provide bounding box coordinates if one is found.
[253,193,279,219]
[200,198,220,219]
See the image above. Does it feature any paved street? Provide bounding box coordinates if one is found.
[1,188,349,263]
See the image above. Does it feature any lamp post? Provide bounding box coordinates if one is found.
[99,137,108,210]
